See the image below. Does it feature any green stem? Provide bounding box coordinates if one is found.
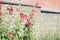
[2,34,4,40]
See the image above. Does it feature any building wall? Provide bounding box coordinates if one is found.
[34,12,60,39]
[0,0,60,9]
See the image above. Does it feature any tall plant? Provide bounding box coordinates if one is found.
[0,2,37,40]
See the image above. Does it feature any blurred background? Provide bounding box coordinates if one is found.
[0,0,60,40]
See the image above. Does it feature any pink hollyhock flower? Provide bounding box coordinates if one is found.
[0,12,2,16]
[20,12,27,20]
[31,9,36,12]
[30,12,34,17]
[28,19,32,25]
[35,1,39,6]
[16,8,18,11]
[8,32,13,37]
[6,6,13,11]
[23,14,27,20]
[30,9,36,17]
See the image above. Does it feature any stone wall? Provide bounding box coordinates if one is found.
[34,12,60,40]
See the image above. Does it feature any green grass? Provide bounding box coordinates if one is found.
[38,31,60,40]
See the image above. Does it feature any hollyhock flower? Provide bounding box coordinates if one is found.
[31,9,36,12]
[20,12,27,20]
[20,12,24,19]
[28,19,32,25]
[0,1,2,4]
[6,6,13,11]
[30,12,34,17]
[30,9,35,17]
[23,14,27,20]
[8,32,13,37]
[0,12,2,16]
[36,3,38,6]
[35,1,39,6]
[16,8,18,11]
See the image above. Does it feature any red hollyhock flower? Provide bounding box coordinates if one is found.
[20,12,24,19]
[8,32,13,37]
[28,19,32,25]
[0,12,2,16]
[0,1,2,4]
[16,8,18,11]
[6,6,13,11]
[20,12,27,20]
